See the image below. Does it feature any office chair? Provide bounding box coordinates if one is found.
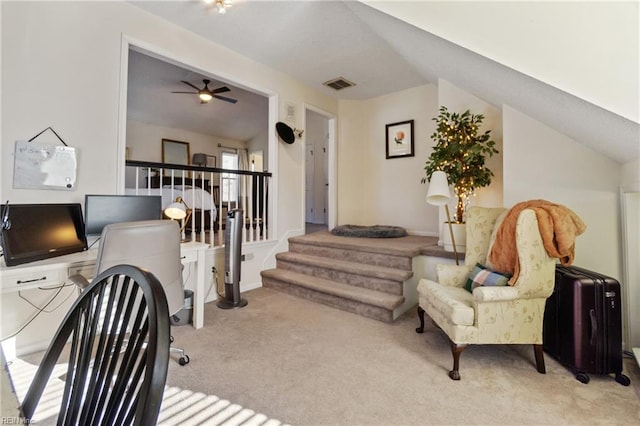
[71,220,190,365]
[22,264,170,425]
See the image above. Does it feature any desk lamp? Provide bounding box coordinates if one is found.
[164,197,192,237]
[426,171,459,265]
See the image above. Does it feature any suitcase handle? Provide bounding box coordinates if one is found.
[589,309,597,345]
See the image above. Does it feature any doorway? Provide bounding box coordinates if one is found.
[304,107,335,234]
[116,40,276,202]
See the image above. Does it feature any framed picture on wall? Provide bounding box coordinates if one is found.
[162,139,190,165]
[385,120,414,159]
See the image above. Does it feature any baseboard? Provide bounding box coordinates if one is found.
[407,230,439,237]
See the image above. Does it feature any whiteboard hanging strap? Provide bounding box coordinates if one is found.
[28,126,68,146]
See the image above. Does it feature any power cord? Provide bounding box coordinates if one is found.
[87,237,101,249]
[212,266,224,299]
[18,283,76,313]
[1,283,72,341]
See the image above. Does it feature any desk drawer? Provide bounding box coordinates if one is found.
[180,251,198,264]
[2,269,65,292]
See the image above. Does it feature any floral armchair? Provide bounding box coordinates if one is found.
[416,206,556,380]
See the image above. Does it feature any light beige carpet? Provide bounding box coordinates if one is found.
[166,288,640,425]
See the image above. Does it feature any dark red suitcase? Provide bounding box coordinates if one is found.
[543,265,630,385]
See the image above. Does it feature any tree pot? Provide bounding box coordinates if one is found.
[443,222,466,253]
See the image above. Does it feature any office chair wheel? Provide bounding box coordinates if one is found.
[170,335,175,344]
[179,355,190,366]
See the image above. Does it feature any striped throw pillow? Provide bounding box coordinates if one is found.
[465,263,511,293]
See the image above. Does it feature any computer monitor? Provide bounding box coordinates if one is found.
[84,194,162,236]
[0,203,88,267]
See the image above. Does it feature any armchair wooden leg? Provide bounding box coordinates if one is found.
[415,306,425,334]
[449,341,467,380]
[533,344,546,374]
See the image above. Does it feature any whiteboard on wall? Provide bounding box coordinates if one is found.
[13,140,78,190]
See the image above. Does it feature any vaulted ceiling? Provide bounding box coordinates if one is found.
[129,0,639,163]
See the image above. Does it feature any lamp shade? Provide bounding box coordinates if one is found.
[426,171,451,206]
[192,153,207,166]
[164,202,187,220]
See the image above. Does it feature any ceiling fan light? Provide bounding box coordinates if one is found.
[199,92,213,102]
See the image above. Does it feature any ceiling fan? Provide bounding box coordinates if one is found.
[172,79,238,104]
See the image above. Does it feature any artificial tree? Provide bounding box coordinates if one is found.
[422,106,498,223]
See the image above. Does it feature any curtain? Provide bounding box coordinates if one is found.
[238,149,249,215]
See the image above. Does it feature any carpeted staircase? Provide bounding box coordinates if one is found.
[261,231,434,322]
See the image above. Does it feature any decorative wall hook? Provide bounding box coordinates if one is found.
[276,122,304,144]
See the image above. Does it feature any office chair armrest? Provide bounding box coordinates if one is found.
[68,274,90,290]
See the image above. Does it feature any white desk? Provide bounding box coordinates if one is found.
[0,241,209,330]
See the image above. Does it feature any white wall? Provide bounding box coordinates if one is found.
[337,80,503,237]
[503,105,621,277]
[246,128,269,171]
[127,119,244,164]
[621,159,640,192]
[338,84,439,235]
[506,116,640,349]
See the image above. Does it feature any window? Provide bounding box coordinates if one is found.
[221,151,238,203]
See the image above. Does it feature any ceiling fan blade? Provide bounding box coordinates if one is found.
[181,80,201,91]
[213,95,238,104]
[171,91,198,94]
[212,86,230,94]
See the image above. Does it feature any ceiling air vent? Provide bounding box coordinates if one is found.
[323,77,356,91]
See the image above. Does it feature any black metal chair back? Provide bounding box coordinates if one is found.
[21,264,170,425]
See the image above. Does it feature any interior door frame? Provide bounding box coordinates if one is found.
[302,104,337,230]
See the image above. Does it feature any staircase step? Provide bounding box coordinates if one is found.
[261,269,405,323]
[276,252,411,295]
[288,240,412,270]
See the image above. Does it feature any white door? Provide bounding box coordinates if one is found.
[305,143,314,222]
[304,107,335,229]
[316,135,329,224]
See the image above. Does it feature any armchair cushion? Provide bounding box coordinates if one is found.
[418,279,474,326]
[436,264,473,287]
[464,263,511,293]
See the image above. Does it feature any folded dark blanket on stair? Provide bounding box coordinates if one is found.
[331,225,407,238]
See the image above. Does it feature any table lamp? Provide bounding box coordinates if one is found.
[164,196,192,236]
[426,171,459,265]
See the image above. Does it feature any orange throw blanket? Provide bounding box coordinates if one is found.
[488,200,586,285]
